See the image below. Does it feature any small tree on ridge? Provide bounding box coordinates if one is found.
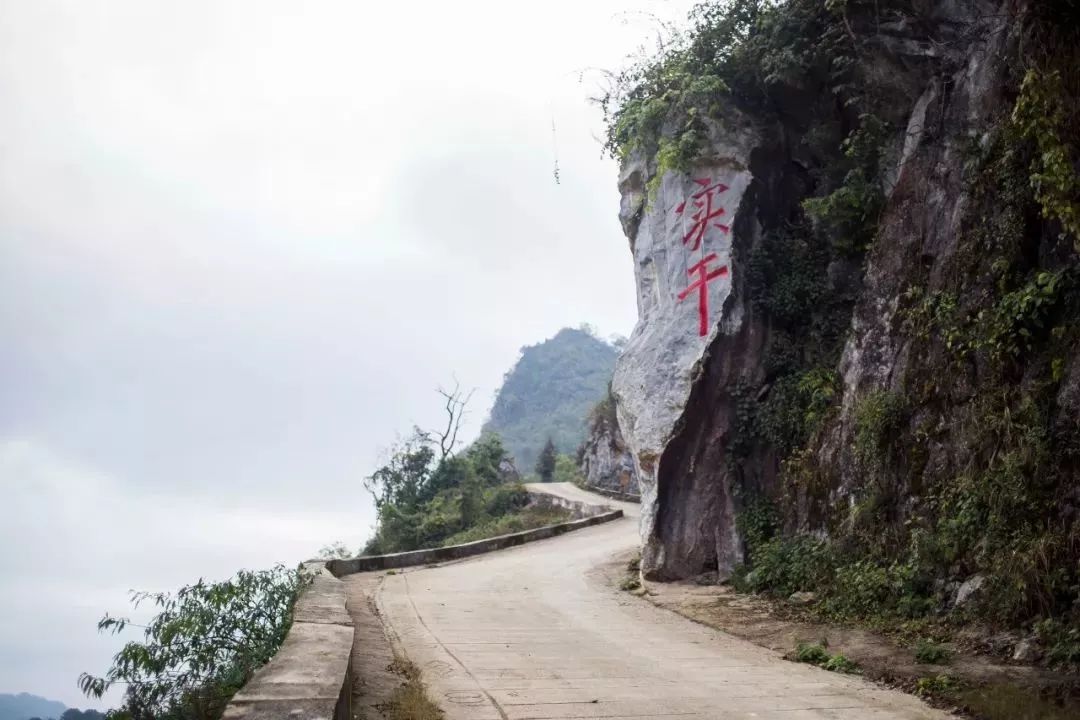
[535,437,557,482]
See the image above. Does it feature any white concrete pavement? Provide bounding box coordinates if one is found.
[368,483,945,720]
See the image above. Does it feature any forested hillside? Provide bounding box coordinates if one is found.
[0,695,65,720]
[481,327,618,472]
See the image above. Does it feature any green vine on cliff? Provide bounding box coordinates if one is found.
[803,113,888,256]
[1012,69,1080,249]
[599,0,859,183]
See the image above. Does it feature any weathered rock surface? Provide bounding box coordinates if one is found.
[1012,637,1042,663]
[612,116,760,580]
[578,392,639,496]
[954,575,986,609]
[608,0,1078,595]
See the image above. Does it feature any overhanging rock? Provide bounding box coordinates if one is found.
[612,118,760,581]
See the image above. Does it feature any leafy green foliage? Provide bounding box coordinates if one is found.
[535,438,557,483]
[803,114,888,256]
[760,368,838,455]
[735,511,937,623]
[734,497,778,554]
[437,504,571,547]
[794,642,830,664]
[983,270,1071,360]
[915,675,960,698]
[822,653,860,674]
[482,327,618,472]
[316,541,354,560]
[735,535,834,599]
[552,453,586,486]
[793,642,859,673]
[1035,619,1080,666]
[1012,69,1080,247]
[914,639,949,665]
[853,391,906,470]
[726,379,760,465]
[600,0,855,162]
[363,424,569,554]
[80,566,304,720]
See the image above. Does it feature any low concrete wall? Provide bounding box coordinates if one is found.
[224,487,619,720]
[223,563,353,720]
[581,484,642,503]
[529,489,617,518]
[327,500,621,576]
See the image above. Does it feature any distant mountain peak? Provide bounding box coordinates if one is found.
[0,693,66,720]
[481,326,618,471]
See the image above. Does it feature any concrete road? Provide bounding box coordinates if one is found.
[369,483,945,720]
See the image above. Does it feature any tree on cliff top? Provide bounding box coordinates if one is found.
[535,437,557,482]
[362,387,562,554]
[80,566,303,720]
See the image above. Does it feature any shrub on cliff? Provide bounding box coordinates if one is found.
[79,565,304,720]
[363,390,567,554]
[535,438,557,482]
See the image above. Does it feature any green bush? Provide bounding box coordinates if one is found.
[823,653,860,674]
[739,536,834,598]
[438,505,571,547]
[914,639,950,665]
[80,566,304,720]
[915,675,960,698]
[794,642,831,665]
[760,368,838,454]
[1012,69,1080,246]
[552,453,586,486]
[1036,619,1080,666]
[983,270,1070,360]
[364,429,563,554]
[853,391,906,468]
[484,483,529,517]
[824,557,933,621]
[803,115,888,256]
[601,0,855,164]
[794,643,859,674]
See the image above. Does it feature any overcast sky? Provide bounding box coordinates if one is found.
[0,0,695,708]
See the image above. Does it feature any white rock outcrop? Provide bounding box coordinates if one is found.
[611,122,759,578]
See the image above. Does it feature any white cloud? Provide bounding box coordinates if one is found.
[0,0,697,707]
[0,438,370,708]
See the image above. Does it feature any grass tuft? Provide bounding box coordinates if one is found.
[914,638,949,665]
[383,658,444,720]
[793,642,860,674]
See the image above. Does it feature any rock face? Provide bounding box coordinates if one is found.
[612,118,760,579]
[609,0,1080,602]
[954,576,986,609]
[578,392,638,495]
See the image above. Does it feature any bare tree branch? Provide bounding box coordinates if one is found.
[431,380,475,461]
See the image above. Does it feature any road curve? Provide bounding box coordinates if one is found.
[370,483,945,720]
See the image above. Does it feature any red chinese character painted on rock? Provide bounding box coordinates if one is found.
[675,178,731,250]
[677,253,729,337]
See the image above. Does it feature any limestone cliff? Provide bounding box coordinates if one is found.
[578,388,639,496]
[604,0,1080,635]
[612,116,760,578]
